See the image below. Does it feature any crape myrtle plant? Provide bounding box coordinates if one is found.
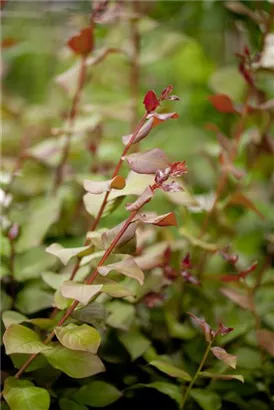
[1,1,274,410]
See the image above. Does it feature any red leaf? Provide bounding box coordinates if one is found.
[160,85,174,100]
[1,38,17,49]
[181,253,192,270]
[155,168,171,185]
[211,346,237,369]
[137,212,177,227]
[170,161,188,177]
[162,181,182,193]
[218,247,239,265]
[227,192,264,219]
[149,112,179,126]
[144,292,164,308]
[208,94,235,113]
[164,266,178,280]
[212,322,233,337]
[220,288,252,310]
[67,27,94,55]
[143,90,160,113]
[187,312,212,342]
[181,271,200,286]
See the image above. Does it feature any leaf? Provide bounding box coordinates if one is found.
[190,389,221,410]
[11,354,48,373]
[14,247,56,282]
[98,257,144,285]
[220,288,252,310]
[67,27,93,55]
[16,196,61,252]
[124,148,170,175]
[134,242,168,270]
[101,282,134,298]
[60,281,103,305]
[46,243,93,266]
[200,371,244,383]
[42,343,105,378]
[149,360,192,381]
[180,228,218,252]
[227,192,264,219]
[257,329,274,356]
[118,329,151,360]
[2,311,28,328]
[106,301,135,331]
[3,324,46,355]
[101,220,138,249]
[122,113,178,145]
[3,377,50,410]
[42,272,71,290]
[143,90,159,112]
[59,398,88,410]
[125,186,154,212]
[208,94,235,113]
[72,303,107,327]
[128,382,182,406]
[75,381,122,407]
[136,212,177,227]
[15,284,53,314]
[83,175,125,194]
[211,346,237,369]
[55,323,101,353]
[54,288,73,310]
[187,312,212,342]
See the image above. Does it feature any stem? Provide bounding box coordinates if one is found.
[52,55,87,193]
[181,341,213,409]
[129,0,140,132]
[9,240,15,308]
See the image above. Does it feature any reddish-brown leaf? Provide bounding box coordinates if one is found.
[212,322,234,337]
[208,94,235,113]
[257,329,274,357]
[187,312,212,342]
[211,346,237,369]
[161,181,182,193]
[144,292,164,308]
[181,253,192,270]
[155,168,171,185]
[125,186,154,212]
[149,112,179,127]
[160,85,174,100]
[170,161,188,177]
[220,287,252,310]
[143,90,159,113]
[137,212,177,227]
[67,27,94,55]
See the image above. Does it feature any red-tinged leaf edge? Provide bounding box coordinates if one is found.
[187,312,212,342]
[208,94,235,113]
[67,27,94,55]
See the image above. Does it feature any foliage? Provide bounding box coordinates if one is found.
[1,1,274,410]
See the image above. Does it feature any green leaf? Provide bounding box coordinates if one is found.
[55,323,101,353]
[59,398,88,410]
[46,243,93,266]
[106,301,135,331]
[190,388,221,410]
[42,343,105,378]
[42,272,70,290]
[98,257,144,285]
[54,288,73,310]
[2,311,28,328]
[128,382,182,406]
[16,196,62,252]
[1,289,13,311]
[200,371,244,383]
[102,281,134,298]
[118,329,151,360]
[60,281,103,305]
[14,247,56,282]
[75,381,122,407]
[3,324,46,355]
[3,377,50,410]
[149,360,192,381]
[15,285,53,314]
[11,353,48,372]
[72,303,107,327]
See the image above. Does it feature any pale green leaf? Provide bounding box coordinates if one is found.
[149,360,192,381]
[2,311,28,328]
[60,281,103,305]
[3,324,46,355]
[55,323,101,353]
[42,343,105,378]
[118,329,151,360]
[46,243,93,266]
[98,257,144,285]
[190,388,221,410]
[75,381,122,407]
[106,301,135,331]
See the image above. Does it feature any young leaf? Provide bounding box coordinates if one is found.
[67,27,93,55]
[208,94,235,113]
[256,329,274,356]
[83,175,125,194]
[143,90,159,113]
[3,324,46,355]
[55,323,101,353]
[74,381,122,407]
[125,187,154,212]
[98,257,144,285]
[136,212,177,227]
[211,346,237,369]
[124,148,170,175]
[46,243,93,266]
[42,343,105,378]
[60,281,103,305]
[187,313,212,342]
[3,377,50,410]
[149,360,192,381]
[118,329,151,360]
